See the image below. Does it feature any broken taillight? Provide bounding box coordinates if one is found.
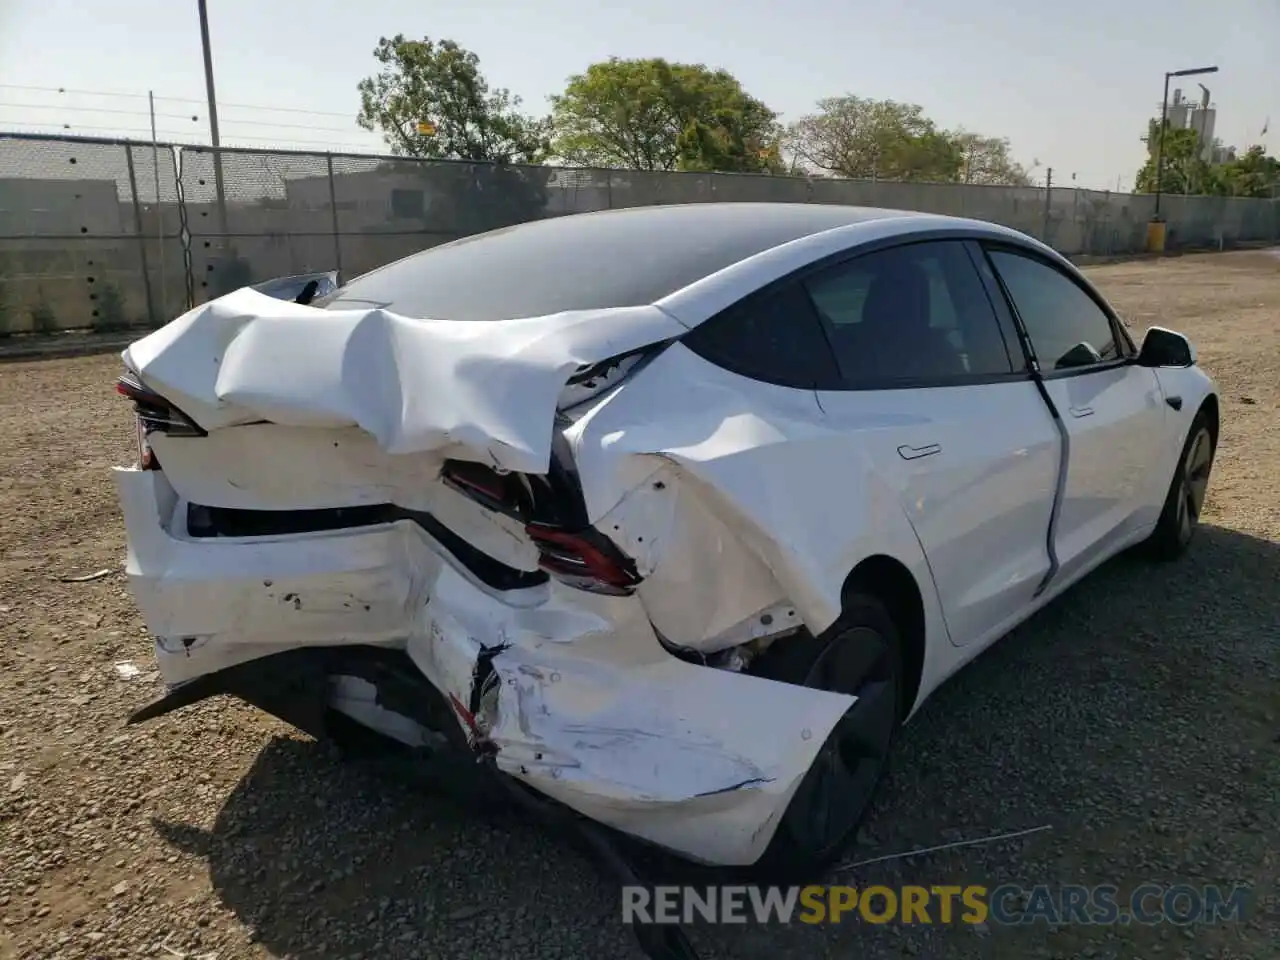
[525,523,641,596]
[115,373,206,469]
[440,460,526,519]
[442,460,640,596]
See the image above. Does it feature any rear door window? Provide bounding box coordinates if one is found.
[804,240,1016,386]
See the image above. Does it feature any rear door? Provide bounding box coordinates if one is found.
[806,239,1060,648]
[981,246,1167,585]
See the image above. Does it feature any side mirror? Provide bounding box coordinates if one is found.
[1137,326,1196,368]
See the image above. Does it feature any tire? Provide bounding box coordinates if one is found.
[321,706,410,762]
[1141,410,1216,562]
[748,593,904,881]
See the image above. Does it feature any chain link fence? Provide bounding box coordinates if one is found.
[2,132,1277,334]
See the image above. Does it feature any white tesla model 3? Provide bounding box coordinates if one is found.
[114,202,1219,876]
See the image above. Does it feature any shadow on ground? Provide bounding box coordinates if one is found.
[156,525,1279,960]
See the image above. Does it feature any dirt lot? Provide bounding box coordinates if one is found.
[1,251,1276,960]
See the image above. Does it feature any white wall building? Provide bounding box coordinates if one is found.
[1161,88,1221,163]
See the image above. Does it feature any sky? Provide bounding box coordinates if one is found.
[1,0,1276,190]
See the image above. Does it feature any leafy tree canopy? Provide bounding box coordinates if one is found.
[950,131,1032,186]
[357,35,550,163]
[786,97,954,182]
[1223,145,1280,198]
[550,58,783,173]
[784,97,1028,185]
[1135,121,1278,198]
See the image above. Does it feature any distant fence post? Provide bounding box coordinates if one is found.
[124,144,157,328]
[326,154,343,278]
[1042,167,1054,244]
[173,146,196,311]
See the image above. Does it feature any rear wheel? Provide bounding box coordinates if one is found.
[1142,411,1215,561]
[319,664,457,762]
[322,706,409,759]
[749,593,903,880]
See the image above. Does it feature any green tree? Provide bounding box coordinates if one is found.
[1219,145,1280,198]
[951,131,1032,186]
[785,97,965,182]
[357,35,550,162]
[1135,117,1280,198]
[550,58,783,173]
[1134,120,1216,196]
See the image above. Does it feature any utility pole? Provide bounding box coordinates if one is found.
[197,0,229,240]
[1154,72,1171,219]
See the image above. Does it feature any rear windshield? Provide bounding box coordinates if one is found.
[316,204,888,322]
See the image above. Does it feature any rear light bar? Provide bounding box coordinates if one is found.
[115,373,206,470]
[440,460,526,520]
[525,522,641,596]
[442,460,642,596]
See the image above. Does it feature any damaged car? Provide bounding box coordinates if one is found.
[114,202,1219,880]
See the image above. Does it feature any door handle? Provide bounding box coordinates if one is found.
[897,443,942,461]
[1068,405,1094,418]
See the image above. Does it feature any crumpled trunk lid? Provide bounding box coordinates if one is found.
[122,287,687,474]
[119,287,676,598]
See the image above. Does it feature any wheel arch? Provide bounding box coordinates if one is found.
[1199,392,1220,446]
[841,554,926,717]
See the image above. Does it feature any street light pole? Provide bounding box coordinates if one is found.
[197,0,229,239]
[1157,65,1213,220]
[1154,72,1172,219]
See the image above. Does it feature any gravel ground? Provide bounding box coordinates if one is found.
[1,251,1277,960]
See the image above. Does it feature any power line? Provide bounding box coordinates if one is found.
[0,120,382,153]
[0,83,155,101]
[184,99,356,119]
[0,83,380,152]
[0,101,201,122]
[2,120,207,138]
[0,103,361,134]
[212,117,359,133]
[0,83,357,118]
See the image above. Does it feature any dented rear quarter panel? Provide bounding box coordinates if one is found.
[563,342,955,712]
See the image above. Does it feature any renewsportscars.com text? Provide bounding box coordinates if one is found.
[622,883,1251,927]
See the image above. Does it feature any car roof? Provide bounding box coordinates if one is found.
[320,203,966,322]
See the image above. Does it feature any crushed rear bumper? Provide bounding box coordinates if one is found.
[116,465,854,867]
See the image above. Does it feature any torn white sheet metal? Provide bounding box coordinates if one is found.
[406,562,855,866]
[112,287,943,864]
[116,463,853,865]
[119,285,924,645]
[122,287,688,473]
[565,343,943,641]
[120,292,942,666]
